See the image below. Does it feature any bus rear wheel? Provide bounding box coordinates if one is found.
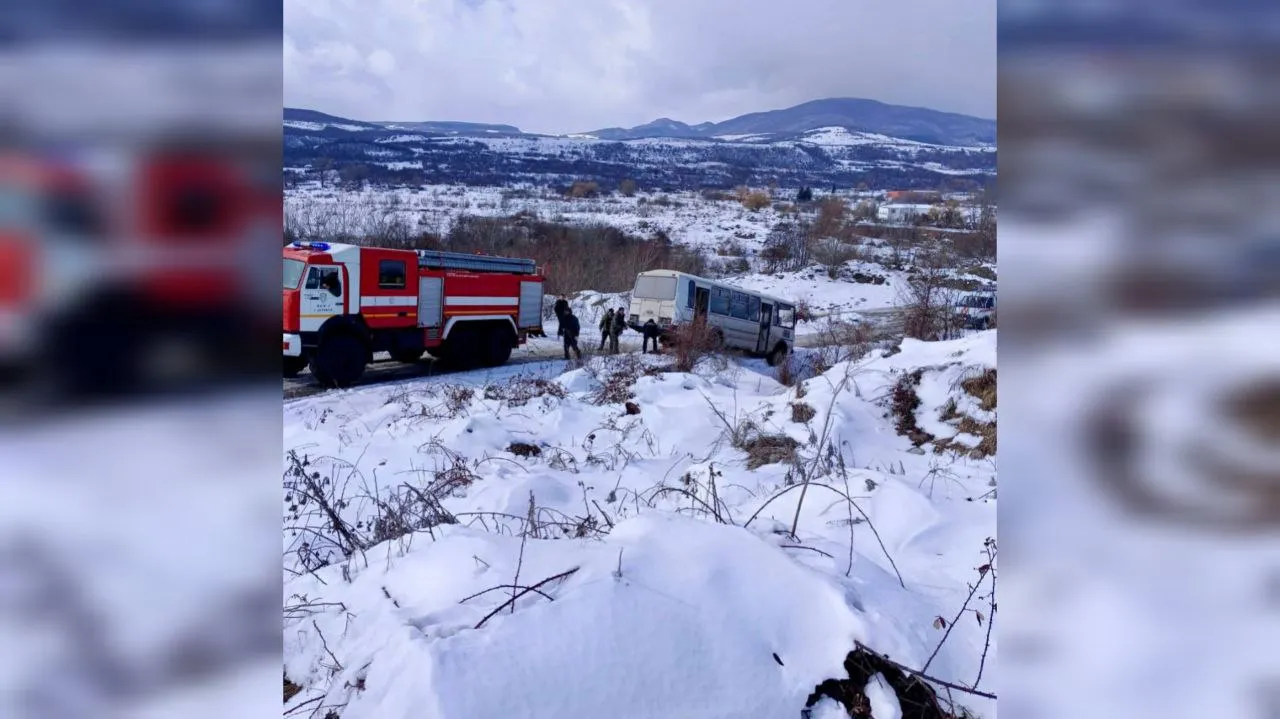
[766,343,788,367]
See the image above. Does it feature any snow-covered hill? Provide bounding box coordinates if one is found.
[283,102,996,191]
[282,333,998,718]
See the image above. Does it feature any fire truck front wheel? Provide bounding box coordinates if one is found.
[309,333,367,387]
[283,355,308,377]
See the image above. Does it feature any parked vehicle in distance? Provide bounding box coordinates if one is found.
[283,241,545,386]
[626,269,796,365]
[954,289,997,330]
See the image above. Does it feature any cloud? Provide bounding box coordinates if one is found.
[283,0,995,134]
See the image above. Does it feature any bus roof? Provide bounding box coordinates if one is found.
[635,269,796,307]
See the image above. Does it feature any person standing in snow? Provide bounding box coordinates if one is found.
[610,308,627,354]
[598,309,615,351]
[553,295,569,337]
[641,318,661,354]
[561,308,583,361]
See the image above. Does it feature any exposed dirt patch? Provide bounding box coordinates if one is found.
[508,442,542,458]
[284,673,301,703]
[804,644,969,718]
[960,369,997,412]
[791,402,817,424]
[1223,378,1280,445]
[890,369,934,447]
[742,433,800,470]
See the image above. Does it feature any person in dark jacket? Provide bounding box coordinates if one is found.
[561,309,583,360]
[641,318,661,354]
[610,308,627,353]
[554,296,569,337]
[598,309,614,351]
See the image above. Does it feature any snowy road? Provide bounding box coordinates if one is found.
[282,308,906,401]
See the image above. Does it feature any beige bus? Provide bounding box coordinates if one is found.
[625,269,796,365]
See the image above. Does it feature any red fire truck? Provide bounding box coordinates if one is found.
[2,147,278,397]
[283,241,546,386]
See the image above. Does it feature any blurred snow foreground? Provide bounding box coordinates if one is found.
[283,333,998,719]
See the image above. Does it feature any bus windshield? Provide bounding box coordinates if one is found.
[284,258,305,289]
[632,274,678,300]
[776,304,796,328]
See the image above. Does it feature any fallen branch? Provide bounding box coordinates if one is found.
[474,567,580,629]
[854,641,997,700]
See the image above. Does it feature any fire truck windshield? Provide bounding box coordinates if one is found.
[283,258,305,289]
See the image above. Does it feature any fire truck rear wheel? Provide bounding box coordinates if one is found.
[283,355,308,377]
[309,333,366,387]
[482,328,513,367]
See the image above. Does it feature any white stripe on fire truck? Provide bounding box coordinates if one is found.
[444,296,519,306]
[359,296,418,308]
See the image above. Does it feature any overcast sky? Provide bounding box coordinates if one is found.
[284,0,995,135]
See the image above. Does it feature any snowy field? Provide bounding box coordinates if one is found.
[282,333,998,718]
[286,182,807,254]
[285,182,994,322]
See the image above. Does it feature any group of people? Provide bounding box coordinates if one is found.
[552,295,663,361]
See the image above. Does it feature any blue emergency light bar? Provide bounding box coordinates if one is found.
[290,241,331,252]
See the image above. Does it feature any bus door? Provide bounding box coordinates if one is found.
[694,286,710,317]
[757,302,773,353]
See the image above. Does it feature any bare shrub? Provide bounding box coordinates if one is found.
[669,316,722,372]
[283,448,465,573]
[742,190,771,211]
[899,256,962,341]
[442,385,476,415]
[812,196,847,238]
[618,178,638,196]
[586,354,667,405]
[808,320,873,370]
[810,238,863,278]
[776,352,797,386]
[483,376,568,407]
[790,402,816,423]
[761,220,811,272]
[568,180,600,198]
[851,200,879,221]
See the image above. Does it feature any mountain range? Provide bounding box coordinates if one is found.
[283,97,996,192]
[582,98,994,146]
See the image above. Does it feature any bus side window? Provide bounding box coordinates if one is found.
[686,279,695,309]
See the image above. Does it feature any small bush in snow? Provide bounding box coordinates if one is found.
[669,317,723,373]
[790,402,816,424]
[483,376,568,408]
[741,190,771,211]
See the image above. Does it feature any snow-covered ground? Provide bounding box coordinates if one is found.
[286,183,796,254]
[284,182,983,259]
[282,333,998,718]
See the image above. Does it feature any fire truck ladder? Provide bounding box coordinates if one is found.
[415,250,537,275]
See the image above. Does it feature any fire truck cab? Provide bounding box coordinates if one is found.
[283,242,546,386]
